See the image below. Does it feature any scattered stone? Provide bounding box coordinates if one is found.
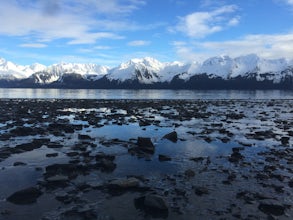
[194,186,209,196]
[184,169,195,177]
[190,157,205,162]
[280,136,290,145]
[47,143,63,149]
[229,151,244,163]
[55,191,70,203]
[46,175,69,183]
[258,199,287,216]
[144,194,168,210]
[61,205,97,220]
[6,187,42,205]
[13,161,27,166]
[66,151,79,157]
[78,134,93,140]
[162,131,178,142]
[96,159,116,172]
[108,177,140,189]
[46,153,58,157]
[95,153,115,161]
[158,154,171,162]
[137,137,155,154]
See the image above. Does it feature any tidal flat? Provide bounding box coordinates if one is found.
[0,99,292,220]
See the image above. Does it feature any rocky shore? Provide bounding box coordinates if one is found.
[0,99,292,219]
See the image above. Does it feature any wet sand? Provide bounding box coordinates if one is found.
[0,99,292,219]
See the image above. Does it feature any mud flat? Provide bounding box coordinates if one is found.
[0,99,292,220]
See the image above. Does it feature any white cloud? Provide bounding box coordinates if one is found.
[171,5,239,38]
[0,0,145,44]
[94,46,113,50]
[173,33,293,61]
[127,40,151,46]
[228,16,240,26]
[284,0,293,5]
[19,43,47,48]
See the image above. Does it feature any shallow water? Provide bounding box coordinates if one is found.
[0,88,292,99]
[0,99,292,219]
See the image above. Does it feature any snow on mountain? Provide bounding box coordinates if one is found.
[160,61,189,81]
[22,63,47,77]
[107,57,190,83]
[0,58,109,83]
[180,54,291,83]
[36,63,109,83]
[0,58,31,79]
[0,54,292,84]
[107,57,164,84]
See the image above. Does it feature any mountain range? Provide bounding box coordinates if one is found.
[0,54,292,89]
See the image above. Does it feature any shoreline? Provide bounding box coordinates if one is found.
[0,99,292,219]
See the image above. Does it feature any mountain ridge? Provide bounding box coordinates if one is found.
[0,55,292,89]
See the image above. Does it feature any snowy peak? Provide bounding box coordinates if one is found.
[108,57,165,84]
[0,55,292,85]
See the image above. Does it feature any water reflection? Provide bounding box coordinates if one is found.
[0,88,292,99]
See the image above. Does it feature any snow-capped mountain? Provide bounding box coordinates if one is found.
[31,63,109,84]
[0,54,292,89]
[0,58,40,79]
[107,57,165,84]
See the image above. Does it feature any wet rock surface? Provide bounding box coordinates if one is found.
[6,187,42,205]
[0,99,292,219]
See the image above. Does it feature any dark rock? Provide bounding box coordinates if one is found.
[55,192,70,203]
[189,157,205,162]
[61,205,97,220]
[184,169,195,177]
[108,177,140,189]
[289,180,293,188]
[95,153,115,161]
[162,131,178,142]
[13,161,27,166]
[226,113,245,120]
[66,151,79,157]
[14,139,46,152]
[96,159,116,172]
[280,136,290,145]
[6,187,42,205]
[44,163,88,179]
[10,126,35,136]
[137,137,155,154]
[232,147,244,153]
[134,196,168,218]
[229,151,244,163]
[46,175,69,183]
[78,134,93,140]
[158,154,171,162]
[139,120,151,126]
[194,186,209,196]
[47,143,63,148]
[258,199,287,216]
[144,194,168,210]
[46,153,58,157]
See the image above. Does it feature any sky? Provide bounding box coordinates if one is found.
[0,0,293,66]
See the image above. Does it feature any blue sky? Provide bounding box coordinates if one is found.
[0,0,293,66]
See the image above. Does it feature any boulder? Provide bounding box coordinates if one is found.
[6,187,42,205]
[137,137,155,153]
[162,131,178,142]
[108,177,140,189]
[144,195,168,210]
[158,154,171,162]
[258,199,287,216]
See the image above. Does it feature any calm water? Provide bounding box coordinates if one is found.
[0,88,292,99]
